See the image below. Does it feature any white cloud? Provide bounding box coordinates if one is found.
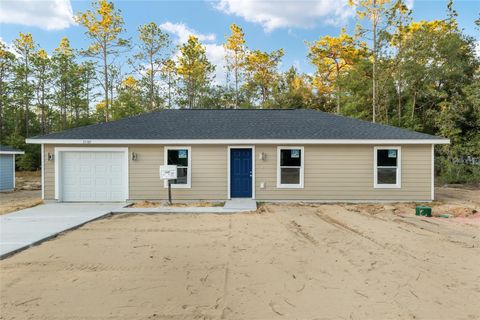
[0,0,75,31]
[0,36,20,57]
[405,0,415,9]
[205,43,228,84]
[161,21,227,84]
[160,22,216,44]
[214,0,355,32]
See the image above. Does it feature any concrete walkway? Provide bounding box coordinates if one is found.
[224,198,257,211]
[0,203,123,259]
[112,199,257,214]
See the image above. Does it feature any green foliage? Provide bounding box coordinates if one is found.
[436,158,480,185]
[176,35,215,108]
[131,22,170,111]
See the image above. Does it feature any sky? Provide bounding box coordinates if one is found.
[0,0,479,83]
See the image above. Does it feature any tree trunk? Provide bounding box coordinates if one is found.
[150,54,154,111]
[234,55,239,109]
[103,46,109,122]
[336,63,341,114]
[168,74,172,108]
[397,83,402,125]
[411,90,416,120]
[24,55,29,136]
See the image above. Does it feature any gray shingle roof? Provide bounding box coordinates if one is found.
[27,109,444,140]
[0,145,24,153]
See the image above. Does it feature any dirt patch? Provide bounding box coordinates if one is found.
[129,200,225,208]
[2,202,480,319]
[0,190,42,215]
[0,172,42,215]
[15,171,41,191]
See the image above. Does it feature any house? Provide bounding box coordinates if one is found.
[26,109,449,202]
[0,145,25,192]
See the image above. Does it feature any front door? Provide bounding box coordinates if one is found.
[230,148,252,198]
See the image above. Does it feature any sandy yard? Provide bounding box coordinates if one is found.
[0,171,42,215]
[1,200,480,319]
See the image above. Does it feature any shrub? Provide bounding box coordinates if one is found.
[436,157,480,185]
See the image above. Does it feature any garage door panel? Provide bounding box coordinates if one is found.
[60,150,126,202]
[111,165,122,173]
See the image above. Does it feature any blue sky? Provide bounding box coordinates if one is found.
[0,0,478,81]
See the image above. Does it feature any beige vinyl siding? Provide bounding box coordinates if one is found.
[129,145,227,200]
[44,144,55,199]
[255,144,432,201]
[43,144,228,201]
[43,143,432,202]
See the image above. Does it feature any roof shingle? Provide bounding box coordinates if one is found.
[28,109,444,140]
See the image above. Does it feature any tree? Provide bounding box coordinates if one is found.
[349,0,393,122]
[224,23,247,108]
[31,48,52,134]
[133,22,170,111]
[386,0,411,125]
[111,76,143,120]
[176,35,215,108]
[52,37,75,130]
[161,58,177,108]
[307,29,366,113]
[272,67,315,109]
[12,32,36,136]
[75,0,129,122]
[244,49,284,107]
[0,42,16,141]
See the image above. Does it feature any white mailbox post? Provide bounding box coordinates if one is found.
[160,165,177,204]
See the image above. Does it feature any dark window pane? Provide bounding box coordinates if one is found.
[377,168,397,184]
[168,149,188,166]
[172,167,188,184]
[281,168,300,184]
[280,149,301,166]
[377,149,397,167]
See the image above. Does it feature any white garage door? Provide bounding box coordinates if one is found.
[60,151,127,202]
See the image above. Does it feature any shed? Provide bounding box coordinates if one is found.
[0,145,24,192]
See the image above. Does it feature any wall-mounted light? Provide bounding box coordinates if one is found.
[259,152,267,161]
[131,152,137,161]
[47,153,54,161]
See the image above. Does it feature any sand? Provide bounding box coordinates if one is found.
[0,171,42,215]
[0,190,42,215]
[1,203,480,320]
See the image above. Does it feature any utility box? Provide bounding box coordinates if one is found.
[416,206,432,217]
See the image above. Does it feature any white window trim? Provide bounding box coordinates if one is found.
[54,147,129,201]
[431,144,435,201]
[227,146,256,200]
[374,146,401,189]
[164,146,192,189]
[41,144,45,199]
[277,146,304,189]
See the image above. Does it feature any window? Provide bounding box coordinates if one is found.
[277,147,304,188]
[374,147,401,188]
[164,147,191,188]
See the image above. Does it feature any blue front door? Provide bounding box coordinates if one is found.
[230,148,252,198]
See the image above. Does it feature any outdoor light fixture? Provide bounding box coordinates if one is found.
[47,153,54,161]
[259,152,267,161]
[131,152,137,161]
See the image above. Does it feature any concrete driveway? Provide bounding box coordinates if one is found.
[0,203,124,259]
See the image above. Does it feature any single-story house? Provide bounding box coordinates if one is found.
[0,145,25,192]
[26,109,449,202]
